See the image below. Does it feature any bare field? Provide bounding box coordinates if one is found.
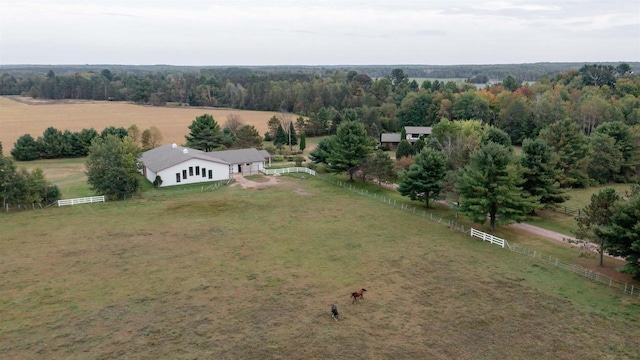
[0,96,277,151]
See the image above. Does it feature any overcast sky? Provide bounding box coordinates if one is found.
[1,0,638,66]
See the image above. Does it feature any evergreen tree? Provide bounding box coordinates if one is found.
[100,126,128,139]
[234,125,263,149]
[412,137,426,155]
[77,128,99,155]
[520,138,567,209]
[309,136,334,164]
[538,119,589,188]
[587,133,623,184]
[11,134,40,161]
[328,121,374,181]
[38,126,67,159]
[396,140,413,159]
[593,121,640,181]
[483,126,512,148]
[366,150,397,188]
[398,147,447,207]
[299,133,306,152]
[288,121,298,150]
[185,114,223,151]
[576,188,621,267]
[274,124,287,150]
[267,116,281,138]
[595,186,640,280]
[455,142,539,231]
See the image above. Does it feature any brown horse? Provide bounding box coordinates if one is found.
[351,288,367,304]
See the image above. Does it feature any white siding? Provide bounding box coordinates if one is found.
[155,158,229,187]
[230,161,265,175]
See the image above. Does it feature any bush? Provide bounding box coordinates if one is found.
[273,155,284,162]
[314,164,328,173]
[294,156,305,166]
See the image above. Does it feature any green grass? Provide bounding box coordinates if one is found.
[16,157,93,199]
[2,169,639,358]
[563,183,635,210]
[524,184,635,237]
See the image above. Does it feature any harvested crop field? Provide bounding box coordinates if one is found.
[0,96,276,151]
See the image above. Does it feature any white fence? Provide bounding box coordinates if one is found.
[57,195,105,207]
[470,228,506,248]
[263,167,317,176]
[318,177,639,297]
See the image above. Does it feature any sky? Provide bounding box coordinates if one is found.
[0,0,639,66]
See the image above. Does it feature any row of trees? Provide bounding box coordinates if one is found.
[11,125,163,161]
[0,142,61,208]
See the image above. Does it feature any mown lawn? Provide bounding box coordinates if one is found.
[1,175,638,359]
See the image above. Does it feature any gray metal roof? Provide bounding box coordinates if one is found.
[381,133,401,142]
[259,149,273,159]
[404,126,432,135]
[211,148,266,164]
[140,145,266,172]
[140,144,228,173]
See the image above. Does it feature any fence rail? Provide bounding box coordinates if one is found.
[470,228,506,248]
[57,196,105,207]
[263,167,317,176]
[263,168,638,297]
[470,228,638,297]
[312,173,639,297]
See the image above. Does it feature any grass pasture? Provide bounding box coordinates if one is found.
[523,184,636,237]
[0,96,278,152]
[1,176,639,359]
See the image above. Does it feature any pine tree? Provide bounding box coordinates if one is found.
[274,124,287,150]
[328,121,374,181]
[299,133,306,152]
[396,140,413,159]
[288,121,298,150]
[456,142,539,231]
[398,148,446,207]
[520,138,567,210]
[185,114,223,151]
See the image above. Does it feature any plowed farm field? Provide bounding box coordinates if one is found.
[0,96,276,151]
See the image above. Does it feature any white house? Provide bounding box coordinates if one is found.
[139,144,268,187]
[404,126,432,142]
[379,126,432,148]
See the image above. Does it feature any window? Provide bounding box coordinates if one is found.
[182,170,187,179]
[208,170,212,179]
[176,173,181,183]
[195,166,200,176]
[189,167,194,176]
[202,167,206,178]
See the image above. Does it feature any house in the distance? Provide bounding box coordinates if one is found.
[379,126,432,149]
[380,133,401,149]
[139,144,268,187]
[404,126,432,143]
